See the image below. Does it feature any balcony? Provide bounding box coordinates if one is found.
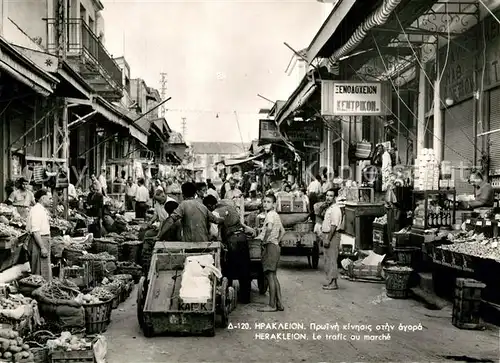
[46,18,122,101]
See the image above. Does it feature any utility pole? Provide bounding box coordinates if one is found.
[159,72,167,117]
[181,117,187,140]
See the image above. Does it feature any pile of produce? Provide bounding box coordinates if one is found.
[0,223,23,238]
[81,294,101,304]
[0,327,34,362]
[89,287,114,301]
[34,280,80,302]
[79,252,116,261]
[385,266,413,272]
[49,217,73,231]
[116,261,141,269]
[0,204,16,216]
[65,243,90,251]
[440,238,500,261]
[46,331,92,352]
[0,295,34,310]
[110,274,133,282]
[120,232,139,241]
[18,276,45,287]
[105,233,125,243]
[100,280,123,295]
[126,225,142,232]
[374,215,387,225]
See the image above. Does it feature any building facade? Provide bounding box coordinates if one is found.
[191,142,250,181]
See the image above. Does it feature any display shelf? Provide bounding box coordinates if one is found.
[412,189,456,230]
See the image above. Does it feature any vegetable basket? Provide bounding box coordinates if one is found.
[116,264,142,283]
[62,248,85,267]
[93,239,119,259]
[49,348,94,363]
[31,346,49,363]
[118,241,143,264]
[18,280,43,297]
[83,299,113,334]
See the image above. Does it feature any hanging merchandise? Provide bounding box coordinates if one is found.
[134,160,144,179]
[355,140,373,159]
[33,164,45,184]
[145,165,152,180]
[381,148,393,192]
[414,148,440,191]
[11,155,22,179]
[371,144,385,167]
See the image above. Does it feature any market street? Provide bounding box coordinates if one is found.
[105,256,499,363]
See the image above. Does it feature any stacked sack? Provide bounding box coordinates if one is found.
[414,148,439,191]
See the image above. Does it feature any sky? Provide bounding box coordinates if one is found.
[101,0,329,143]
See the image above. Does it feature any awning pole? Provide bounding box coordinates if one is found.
[8,105,60,152]
[79,96,171,157]
[68,110,97,128]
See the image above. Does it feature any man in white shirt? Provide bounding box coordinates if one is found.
[26,189,53,281]
[225,179,242,200]
[98,168,107,196]
[321,189,344,290]
[135,178,150,219]
[125,177,138,211]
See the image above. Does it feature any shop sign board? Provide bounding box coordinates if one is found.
[259,120,320,143]
[321,80,391,116]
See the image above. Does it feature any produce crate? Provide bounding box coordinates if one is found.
[50,349,94,363]
[295,222,313,233]
[62,248,85,267]
[77,259,106,287]
[292,200,307,213]
[391,232,411,249]
[60,265,92,288]
[347,263,383,281]
[452,278,485,330]
[31,346,49,363]
[372,222,388,245]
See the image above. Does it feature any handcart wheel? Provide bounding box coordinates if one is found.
[136,277,146,330]
[257,269,268,295]
[219,277,230,328]
[311,243,320,269]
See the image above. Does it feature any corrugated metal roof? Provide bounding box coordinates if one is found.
[191,142,250,155]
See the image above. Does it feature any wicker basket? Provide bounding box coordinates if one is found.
[62,248,85,266]
[50,348,94,363]
[83,299,113,334]
[384,266,413,299]
[118,241,143,264]
[111,294,119,309]
[31,346,49,363]
[117,265,142,283]
[93,238,119,259]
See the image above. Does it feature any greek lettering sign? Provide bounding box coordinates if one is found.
[322,81,391,116]
[259,120,320,143]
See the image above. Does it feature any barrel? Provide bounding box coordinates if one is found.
[452,278,485,330]
[384,266,413,299]
[394,246,420,267]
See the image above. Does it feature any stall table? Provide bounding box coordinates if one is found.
[344,202,385,250]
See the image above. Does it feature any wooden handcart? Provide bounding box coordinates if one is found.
[136,242,234,337]
[280,224,321,269]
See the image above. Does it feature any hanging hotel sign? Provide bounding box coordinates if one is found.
[321,80,391,116]
[259,120,320,143]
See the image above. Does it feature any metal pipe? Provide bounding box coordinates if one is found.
[329,0,403,63]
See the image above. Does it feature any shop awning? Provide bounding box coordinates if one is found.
[217,152,266,167]
[0,37,58,96]
[67,97,149,145]
[306,0,358,64]
[274,73,317,126]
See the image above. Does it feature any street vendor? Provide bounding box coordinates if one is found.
[125,177,138,211]
[86,181,104,238]
[26,189,53,281]
[135,178,150,219]
[467,171,494,209]
[7,177,35,219]
[225,178,242,200]
[203,195,255,304]
[156,182,224,242]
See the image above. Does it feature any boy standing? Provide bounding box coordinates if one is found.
[256,194,285,312]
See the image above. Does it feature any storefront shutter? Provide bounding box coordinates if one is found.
[489,88,500,174]
[443,99,474,194]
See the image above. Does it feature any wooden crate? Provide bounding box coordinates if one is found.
[248,239,261,260]
[452,278,485,330]
[50,349,94,363]
[347,263,383,281]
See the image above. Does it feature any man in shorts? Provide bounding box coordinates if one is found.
[256,194,285,312]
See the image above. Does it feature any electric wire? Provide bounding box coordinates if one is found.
[394,13,481,156]
[371,33,473,163]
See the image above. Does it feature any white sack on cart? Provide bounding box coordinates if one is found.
[0,263,30,284]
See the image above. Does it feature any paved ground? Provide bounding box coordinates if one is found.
[105,257,499,363]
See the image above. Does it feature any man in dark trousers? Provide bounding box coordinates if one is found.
[203,195,254,304]
[156,182,224,242]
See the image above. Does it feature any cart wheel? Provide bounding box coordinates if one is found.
[136,277,146,330]
[311,244,320,269]
[219,277,230,328]
[257,271,268,295]
[231,281,239,311]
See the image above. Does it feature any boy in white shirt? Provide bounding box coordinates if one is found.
[256,194,285,312]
